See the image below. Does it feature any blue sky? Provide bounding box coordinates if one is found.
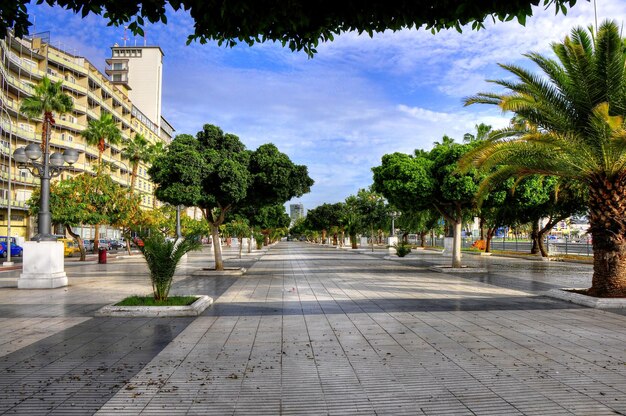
[27,0,626,211]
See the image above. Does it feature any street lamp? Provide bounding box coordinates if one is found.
[13,144,78,241]
[389,211,401,237]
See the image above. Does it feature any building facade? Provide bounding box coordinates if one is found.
[289,203,304,225]
[0,32,171,239]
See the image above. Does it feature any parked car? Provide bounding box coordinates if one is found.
[0,237,22,257]
[97,239,112,250]
[0,242,22,257]
[83,239,94,251]
[109,239,124,250]
[58,238,79,257]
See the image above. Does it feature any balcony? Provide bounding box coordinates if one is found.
[0,198,30,210]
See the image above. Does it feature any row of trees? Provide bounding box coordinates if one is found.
[364,21,626,298]
[148,124,314,270]
[290,188,391,249]
[21,77,313,270]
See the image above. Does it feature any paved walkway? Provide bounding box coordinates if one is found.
[1,243,626,415]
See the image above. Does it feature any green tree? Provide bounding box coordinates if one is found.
[305,203,344,244]
[19,76,73,151]
[222,219,251,258]
[149,125,312,270]
[6,1,577,57]
[29,173,138,259]
[81,112,122,167]
[121,133,151,192]
[463,21,626,296]
[373,139,480,267]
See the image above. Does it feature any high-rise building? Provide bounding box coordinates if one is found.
[289,203,304,224]
[106,45,174,141]
[0,32,172,239]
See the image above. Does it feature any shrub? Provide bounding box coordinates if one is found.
[394,242,412,257]
[140,234,201,301]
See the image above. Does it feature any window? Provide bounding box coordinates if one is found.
[46,68,57,76]
[60,114,76,123]
[112,62,124,70]
[112,74,123,82]
[18,123,34,132]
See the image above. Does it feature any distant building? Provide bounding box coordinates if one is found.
[289,203,304,224]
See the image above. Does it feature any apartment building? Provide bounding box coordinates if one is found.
[0,32,173,239]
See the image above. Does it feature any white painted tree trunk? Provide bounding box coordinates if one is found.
[452,220,462,268]
[211,224,223,270]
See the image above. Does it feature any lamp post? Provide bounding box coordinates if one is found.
[176,205,182,239]
[13,144,78,241]
[389,211,401,237]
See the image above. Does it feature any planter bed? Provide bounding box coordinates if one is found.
[95,295,213,317]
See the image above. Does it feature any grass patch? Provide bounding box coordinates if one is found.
[115,295,198,307]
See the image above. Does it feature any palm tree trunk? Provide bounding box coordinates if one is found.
[588,177,626,297]
[130,162,139,192]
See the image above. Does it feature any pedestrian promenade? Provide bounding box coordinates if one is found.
[1,243,626,415]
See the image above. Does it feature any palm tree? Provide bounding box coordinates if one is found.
[462,21,626,297]
[80,112,121,250]
[20,76,73,151]
[121,133,150,192]
[81,112,122,167]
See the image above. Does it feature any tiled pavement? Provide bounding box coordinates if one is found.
[2,243,626,415]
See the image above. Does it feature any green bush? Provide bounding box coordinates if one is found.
[141,234,201,301]
[394,242,412,257]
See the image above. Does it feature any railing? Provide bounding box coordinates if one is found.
[0,198,29,209]
[405,235,594,257]
[47,51,87,75]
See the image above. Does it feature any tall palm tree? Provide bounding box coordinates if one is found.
[462,21,626,297]
[20,76,73,151]
[80,112,121,250]
[121,133,150,192]
[81,112,122,167]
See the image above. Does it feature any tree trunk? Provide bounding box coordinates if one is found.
[340,229,345,247]
[537,229,549,257]
[419,231,427,247]
[93,224,100,252]
[479,216,485,240]
[452,219,462,268]
[485,227,495,253]
[248,232,253,253]
[530,219,540,255]
[211,223,223,270]
[350,233,358,249]
[65,224,86,261]
[321,229,326,244]
[587,176,626,297]
[238,235,243,259]
[126,237,132,255]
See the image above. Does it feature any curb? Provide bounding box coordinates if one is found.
[95,295,213,317]
[543,288,626,308]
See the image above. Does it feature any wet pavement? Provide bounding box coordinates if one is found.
[2,242,626,415]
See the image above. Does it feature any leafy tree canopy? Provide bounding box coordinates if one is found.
[6,1,578,56]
